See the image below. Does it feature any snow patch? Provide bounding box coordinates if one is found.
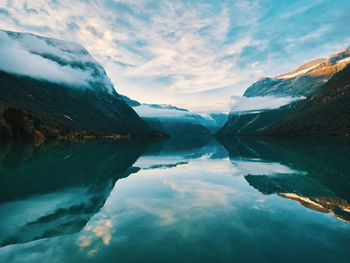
[337,57,350,64]
[276,63,320,79]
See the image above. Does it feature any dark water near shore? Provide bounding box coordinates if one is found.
[0,137,350,263]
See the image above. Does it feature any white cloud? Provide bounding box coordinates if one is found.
[0,31,87,86]
[0,30,114,91]
[133,104,190,118]
[229,95,304,113]
[133,104,217,127]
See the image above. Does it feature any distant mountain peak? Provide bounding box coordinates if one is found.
[244,46,350,97]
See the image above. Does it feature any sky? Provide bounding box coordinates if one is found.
[1,0,350,111]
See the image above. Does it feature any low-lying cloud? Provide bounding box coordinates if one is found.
[133,104,218,127]
[230,95,304,113]
[0,30,113,91]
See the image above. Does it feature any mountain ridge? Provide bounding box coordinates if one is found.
[244,46,350,97]
[0,29,160,141]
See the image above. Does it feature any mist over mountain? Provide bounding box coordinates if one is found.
[260,63,350,136]
[0,30,159,141]
[218,46,350,136]
[121,95,227,136]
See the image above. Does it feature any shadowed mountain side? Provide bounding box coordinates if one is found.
[0,140,153,246]
[260,64,350,136]
[220,137,350,223]
[215,104,295,136]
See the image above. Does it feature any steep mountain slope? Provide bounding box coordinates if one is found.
[0,30,158,140]
[260,63,350,136]
[244,47,350,97]
[216,104,294,136]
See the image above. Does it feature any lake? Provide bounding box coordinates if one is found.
[0,137,350,263]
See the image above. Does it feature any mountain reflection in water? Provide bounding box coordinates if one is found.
[220,137,350,223]
[0,140,150,246]
[0,137,350,263]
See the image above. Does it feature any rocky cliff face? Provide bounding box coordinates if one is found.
[244,47,350,97]
[0,30,158,140]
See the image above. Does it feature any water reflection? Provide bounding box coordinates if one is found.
[0,140,150,247]
[0,137,350,263]
[220,137,350,223]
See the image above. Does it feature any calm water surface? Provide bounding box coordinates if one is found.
[0,137,350,263]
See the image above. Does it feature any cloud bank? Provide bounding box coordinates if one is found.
[229,95,304,113]
[0,30,114,92]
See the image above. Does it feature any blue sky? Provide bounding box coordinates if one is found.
[1,0,350,111]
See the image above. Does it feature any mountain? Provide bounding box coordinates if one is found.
[121,95,227,136]
[119,95,141,107]
[215,95,302,136]
[244,47,350,97]
[260,63,350,136]
[218,46,350,137]
[0,30,159,141]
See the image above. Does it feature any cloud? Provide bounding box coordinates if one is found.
[133,104,217,126]
[229,95,304,113]
[134,104,191,118]
[1,0,350,110]
[279,1,325,19]
[0,30,113,91]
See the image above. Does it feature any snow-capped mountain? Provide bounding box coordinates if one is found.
[244,46,350,97]
[0,29,158,140]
